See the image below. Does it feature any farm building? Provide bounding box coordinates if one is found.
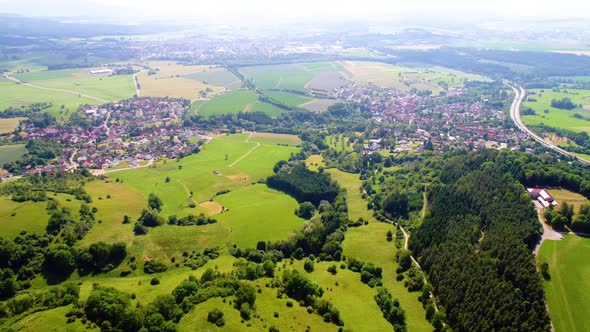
[527,188,558,208]
[90,68,113,75]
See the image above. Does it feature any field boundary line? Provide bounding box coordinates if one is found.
[3,74,109,103]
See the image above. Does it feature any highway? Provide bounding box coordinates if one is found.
[506,81,590,165]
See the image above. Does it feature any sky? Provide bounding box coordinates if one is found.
[1,0,589,22]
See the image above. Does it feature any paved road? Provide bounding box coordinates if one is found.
[533,201,564,256]
[506,81,590,165]
[3,74,109,103]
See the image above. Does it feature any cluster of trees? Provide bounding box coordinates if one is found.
[571,203,590,233]
[134,194,165,235]
[530,124,590,155]
[267,162,339,205]
[0,282,79,320]
[374,287,406,332]
[168,213,217,226]
[77,242,127,275]
[544,202,574,230]
[409,155,550,331]
[1,172,93,203]
[279,270,343,326]
[78,267,259,331]
[347,257,383,288]
[3,139,62,173]
[550,97,576,110]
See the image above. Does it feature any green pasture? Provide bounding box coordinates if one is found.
[196,90,257,117]
[239,64,315,92]
[10,304,99,332]
[0,144,26,166]
[522,89,590,133]
[0,193,81,239]
[0,81,99,118]
[108,135,298,217]
[326,169,431,331]
[32,74,135,102]
[292,260,394,332]
[215,185,304,248]
[13,69,78,82]
[538,235,590,332]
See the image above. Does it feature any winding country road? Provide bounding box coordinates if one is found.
[2,74,109,103]
[506,81,590,165]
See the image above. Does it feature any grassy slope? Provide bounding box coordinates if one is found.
[327,169,432,331]
[215,185,304,248]
[538,235,590,332]
[550,189,589,215]
[10,304,99,332]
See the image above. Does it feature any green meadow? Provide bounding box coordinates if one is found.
[31,74,136,102]
[522,89,590,133]
[194,90,285,117]
[239,64,316,92]
[538,235,590,332]
[215,185,304,248]
[329,169,432,331]
[0,81,100,118]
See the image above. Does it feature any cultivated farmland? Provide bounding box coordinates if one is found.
[522,88,590,133]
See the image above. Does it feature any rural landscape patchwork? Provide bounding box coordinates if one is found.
[1,1,590,331]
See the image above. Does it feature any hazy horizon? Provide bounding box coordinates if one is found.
[1,0,589,24]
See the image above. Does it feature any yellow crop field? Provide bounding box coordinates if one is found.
[137,61,226,101]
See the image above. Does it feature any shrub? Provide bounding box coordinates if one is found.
[208,308,225,327]
[150,277,160,285]
[144,260,167,274]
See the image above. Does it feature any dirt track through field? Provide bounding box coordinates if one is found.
[3,74,109,103]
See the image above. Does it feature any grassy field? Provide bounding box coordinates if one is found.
[327,169,375,222]
[538,234,590,332]
[99,134,299,248]
[301,98,338,112]
[183,67,241,90]
[0,192,82,239]
[10,304,99,332]
[137,61,226,101]
[0,81,100,118]
[239,64,315,92]
[215,185,304,248]
[0,117,26,134]
[0,198,49,238]
[249,132,302,146]
[305,154,325,171]
[0,144,26,166]
[293,260,394,331]
[14,69,80,82]
[194,90,286,118]
[522,89,590,133]
[31,73,135,102]
[326,169,432,331]
[264,90,314,107]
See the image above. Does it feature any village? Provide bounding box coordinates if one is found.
[330,82,529,155]
[17,97,209,175]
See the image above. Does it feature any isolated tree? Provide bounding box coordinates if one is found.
[148,193,163,212]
